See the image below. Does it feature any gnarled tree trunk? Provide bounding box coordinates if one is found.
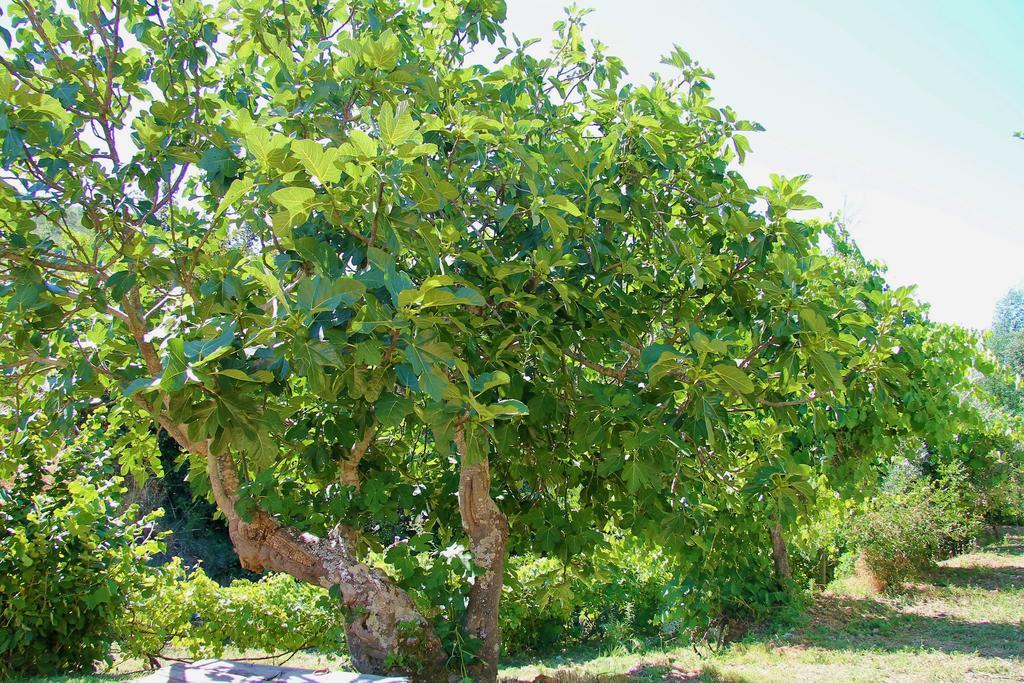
[157,418,447,681]
[455,422,509,683]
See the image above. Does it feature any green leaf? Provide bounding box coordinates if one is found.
[347,129,379,159]
[270,187,317,225]
[199,147,239,184]
[375,394,413,428]
[214,177,254,218]
[809,350,845,392]
[160,338,187,393]
[21,92,73,125]
[454,286,486,306]
[689,331,729,355]
[216,368,274,383]
[361,29,401,69]
[419,366,449,401]
[123,376,157,397]
[544,194,583,217]
[641,344,685,385]
[106,270,136,301]
[184,318,236,363]
[83,581,113,609]
[540,208,569,245]
[295,276,366,313]
[378,101,417,146]
[471,371,510,394]
[713,364,754,394]
[291,140,342,184]
[488,399,528,418]
[247,267,291,314]
[292,338,343,371]
[799,307,827,335]
[640,344,681,371]
[622,458,657,493]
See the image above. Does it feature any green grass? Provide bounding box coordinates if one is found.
[499,529,1024,682]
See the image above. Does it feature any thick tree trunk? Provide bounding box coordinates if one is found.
[455,423,509,683]
[770,521,791,583]
[157,418,448,681]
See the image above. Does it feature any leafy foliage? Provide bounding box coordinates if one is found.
[991,289,1024,375]
[0,411,162,677]
[501,538,671,655]
[117,564,345,662]
[983,289,1024,420]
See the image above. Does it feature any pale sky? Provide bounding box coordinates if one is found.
[494,0,1024,330]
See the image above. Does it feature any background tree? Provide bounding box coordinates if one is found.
[0,1,985,679]
[991,289,1024,374]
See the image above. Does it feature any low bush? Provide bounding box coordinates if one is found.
[501,538,672,655]
[0,434,162,677]
[1,411,342,674]
[849,461,982,591]
[116,562,346,661]
[788,488,855,589]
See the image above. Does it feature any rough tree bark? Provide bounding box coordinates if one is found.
[455,421,510,683]
[161,419,448,679]
[770,521,791,583]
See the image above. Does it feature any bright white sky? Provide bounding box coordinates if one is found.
[495,0,1024,330]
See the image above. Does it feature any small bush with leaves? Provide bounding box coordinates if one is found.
[116,562,346,662]
[0,421,162,677]
[501,538,672,655]
[786,489,855,588]
[850,460,982,591]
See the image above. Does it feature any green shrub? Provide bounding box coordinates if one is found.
[501,555,576,654]
[985,469,1024,526]
[0,439,161,677]
[849,460,982,591]
[116,562,346,661]
[500,538,672,655]
[0,410,342,674]
[575,541,670,647]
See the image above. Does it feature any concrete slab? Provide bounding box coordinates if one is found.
[135,659,408,683]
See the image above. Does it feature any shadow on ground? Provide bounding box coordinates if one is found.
[930,562,1024,591]
[799,593,1023,660]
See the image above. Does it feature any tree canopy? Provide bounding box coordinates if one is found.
[0,1,990,680]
